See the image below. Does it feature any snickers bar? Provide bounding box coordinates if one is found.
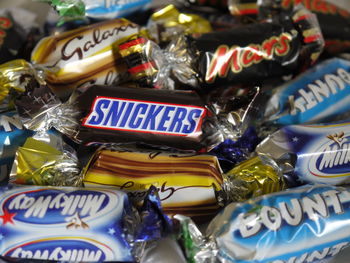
[15,84,221,151]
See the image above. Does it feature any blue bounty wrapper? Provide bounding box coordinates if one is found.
[178,184,350,263]
[265,58,350,126]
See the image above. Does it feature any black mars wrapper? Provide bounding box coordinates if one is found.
[179,0,229,11]
[15,83,221,151]
[232,0,350,55]
[119,5,323,90]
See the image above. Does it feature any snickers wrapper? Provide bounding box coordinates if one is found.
[74,85,218,150]
[15,84,221,151]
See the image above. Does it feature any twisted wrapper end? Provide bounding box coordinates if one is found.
[153,35,200,89]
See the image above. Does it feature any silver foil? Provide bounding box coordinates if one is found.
[10,132,82,187]
[152,35,199,89]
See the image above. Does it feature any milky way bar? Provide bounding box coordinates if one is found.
[73,85,215,150]
[31,18,140,98]
[83,147,224,222]
[0,185,163,262]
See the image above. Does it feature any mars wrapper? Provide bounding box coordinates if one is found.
[31,18,141,98]
[118,5,323,89]
[230,0,350,54]
[177,184,350,263]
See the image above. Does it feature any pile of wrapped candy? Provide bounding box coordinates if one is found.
[1,0,350,262]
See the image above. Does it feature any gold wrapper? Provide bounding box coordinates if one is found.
[83,148,223,222]
[149,4,212,43]
[31,19,146,98]
[11,137,82,187]
[119,43,144,57]
[0,59,37,111]
[225,156,285,202]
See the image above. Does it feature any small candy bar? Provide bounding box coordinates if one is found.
[177,184,350,263]
[264,58,350,126]
[15,84,222,151]
[119,5,323,90]
[0,185,168,262]
[83,146,224,222]
[31,18,141,98]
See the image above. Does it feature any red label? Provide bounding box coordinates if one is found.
[281,0,350,18]
[205,32,292,83]
[0,17,11,47]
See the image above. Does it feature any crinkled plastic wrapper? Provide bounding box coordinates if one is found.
[10,135,82,187]
[31,18,143,98]
[177,184,350,263]
[83,145,224,222]
[118,4,324,90]
[0,185,170,262]
[147,4,212,44]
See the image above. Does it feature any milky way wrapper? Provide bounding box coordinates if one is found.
[177,184,350,263]
[31,18,141,98]
[256,121,350,185]
[119,5,323,90]
[0,185,169,262]
[264,58,350,126]
[83,147,224,222]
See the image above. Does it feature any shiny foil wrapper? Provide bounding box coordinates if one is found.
[83,146,224,222]
[10,137,82,187]
[0,59,43,112]
[119,4,323,90]
[224,155,285,202]
[31,18,143,98]
[119,34,199,89]
[148,4,212,44]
